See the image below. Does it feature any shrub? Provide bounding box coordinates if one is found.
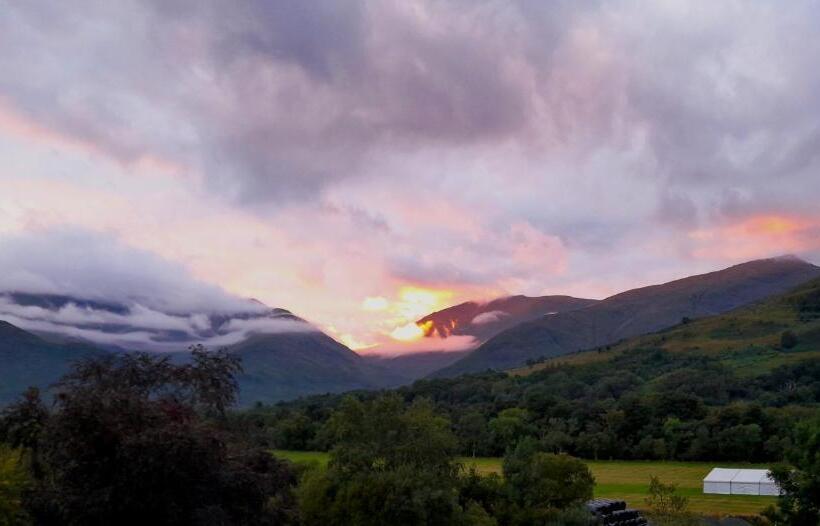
[645,476,698,526]
[0,445,30,526]
[781,330,798,350]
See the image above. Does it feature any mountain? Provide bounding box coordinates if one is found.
[433,256,820,377]
[362,350,472,381]
[514,272,820,376]
[229,331,402,405]
[0,291,299,351]
[0,320,107,405]
[0,291,398,406]
[359,295,596,382]
[417,295,597,343]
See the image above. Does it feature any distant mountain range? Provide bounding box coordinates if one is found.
[2,255,819,406]
[432,256,820,377]
[0,292,398,406]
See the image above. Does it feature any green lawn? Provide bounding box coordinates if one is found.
[274,451,777,516]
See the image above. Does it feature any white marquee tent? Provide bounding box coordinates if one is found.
[703,468,780,496]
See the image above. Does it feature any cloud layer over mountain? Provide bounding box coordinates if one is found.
[2,1,820,349]
[0,230,315,350]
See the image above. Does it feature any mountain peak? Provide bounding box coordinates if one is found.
[768,254,808,264]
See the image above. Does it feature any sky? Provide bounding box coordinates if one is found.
[1,1,820,354]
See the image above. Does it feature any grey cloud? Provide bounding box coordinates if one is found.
[0,229,318,350]
[2,0,820,264]
[0,0,541,203]
[0,229,257,313]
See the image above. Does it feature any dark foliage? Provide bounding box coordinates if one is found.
[764,419,820,525]
[252,349,820,463]
[781,330,798,349]
[297,394,467,526]
[295,393,595,526]
[0,347,297,526]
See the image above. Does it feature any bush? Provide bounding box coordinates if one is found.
[645,476,698,526]
[781,330,798,350]
[0,445,30,526]
[503,440,595,513]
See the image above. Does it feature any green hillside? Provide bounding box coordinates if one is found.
[514,276,820,377]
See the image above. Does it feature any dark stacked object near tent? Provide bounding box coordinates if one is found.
[586,499,649,526]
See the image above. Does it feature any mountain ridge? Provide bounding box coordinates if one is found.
[431,256,820,377]
[417,294,597,343]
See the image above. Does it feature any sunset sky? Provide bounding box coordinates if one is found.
[2,1,820,353]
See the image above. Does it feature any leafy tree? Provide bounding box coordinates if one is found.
[1,349,297,526]
[502,439,594,523]
[0,387,48,480]
[0,445,30,526]
[297,394,469,526]
[489,409,534,452]
[458,411,490,457]
[644,476,697,526]
[764,419,820,525]
[458,467,505,521]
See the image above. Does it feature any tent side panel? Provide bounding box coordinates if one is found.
[759,482,780,496]
[704,482,731,495]
[731,482,760,495]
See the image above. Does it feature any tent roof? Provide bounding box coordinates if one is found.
[704,468,740,482]
[731,469,770,483]
[703,468,773,483]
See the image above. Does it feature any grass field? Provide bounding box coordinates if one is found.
[274,451,777,516]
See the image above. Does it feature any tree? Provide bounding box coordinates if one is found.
[502,439,595,521]
[489,408,534,453]
[1,349,297,526]
[764,419,820,525]
[0,387,49,480]
[458,411,490,458]
[297,395,469,526]
[644,476,697,526]
[0,444,30,526]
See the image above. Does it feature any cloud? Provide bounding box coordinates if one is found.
[471,310,509,326]
[0,229,256,313]
[1,1,819,211]
[372,334,479,356]
[0,229,316,350]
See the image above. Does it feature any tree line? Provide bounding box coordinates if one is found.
[246,348,820,463]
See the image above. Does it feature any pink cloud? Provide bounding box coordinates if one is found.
[689,214,820,261]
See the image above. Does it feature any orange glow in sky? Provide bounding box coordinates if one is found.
[355,286,458,346]
[389,322,426,341]
[744,215,802,235]
[689,214,817,261]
